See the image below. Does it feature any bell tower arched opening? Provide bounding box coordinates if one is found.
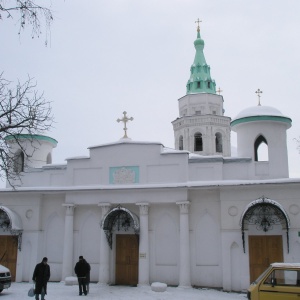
[194,132,203,151]
[254,135,268,161]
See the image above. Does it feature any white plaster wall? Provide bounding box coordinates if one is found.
[189,162,223,181]
[65,142,189,186]
[178,93,224,116]
[234,121,289,179]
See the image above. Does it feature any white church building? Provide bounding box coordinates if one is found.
[1,25,300,292]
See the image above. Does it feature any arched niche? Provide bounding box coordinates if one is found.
[155,212,178,266]
[195,212,219,265]
[45,212,64,262]
[80,211,100,261]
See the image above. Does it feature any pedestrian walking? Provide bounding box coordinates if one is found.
[84,259,91,294]
[74,256,89,296]
[32,257,50,300]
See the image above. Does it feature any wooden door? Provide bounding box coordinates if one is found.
[249,235,283,283]
[115,234,138,285]
[0,236,18,281]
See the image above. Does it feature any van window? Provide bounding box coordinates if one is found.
[264,270,300,286]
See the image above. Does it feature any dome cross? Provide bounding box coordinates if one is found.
[255,89,263,106]
[195,18,202,32]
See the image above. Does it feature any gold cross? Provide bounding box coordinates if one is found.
[117,111,134,139]
[195,18,202,32]
[255,89,263,106]
[217,87,223,95]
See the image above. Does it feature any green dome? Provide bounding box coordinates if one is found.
[186,29,216,94]
[194,38,204,46]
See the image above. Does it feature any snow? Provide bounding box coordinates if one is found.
[232,105,286,121]
[3,282,247,300]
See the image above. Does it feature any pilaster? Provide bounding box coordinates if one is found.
[61,203,75,281]
[98,203,111,284]
[136,203,149,286]
[176,201,191,287]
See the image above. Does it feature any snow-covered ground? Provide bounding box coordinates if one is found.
[1,282,248,299]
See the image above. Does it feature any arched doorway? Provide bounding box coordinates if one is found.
[0,206,23,281]
[240,196,290,282]
[101,206,139,285]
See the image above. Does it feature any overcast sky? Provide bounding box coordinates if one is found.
[1,0,300,179]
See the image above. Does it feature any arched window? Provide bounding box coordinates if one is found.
[194,132,203,151]
[13,150,24,173]
[207,81,211,88]
[215,132,223,153]
[254,135,269,161]
[179,136,183,150]
[46,153,52,164]
[197,81,201,89]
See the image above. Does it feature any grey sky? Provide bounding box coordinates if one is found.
[1,0,300,178]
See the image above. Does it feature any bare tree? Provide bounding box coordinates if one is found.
[0,73,54,185]
[0,0,53,45]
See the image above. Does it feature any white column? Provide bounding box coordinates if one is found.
[136,203,149,286]
[61,204,75,281]
[98,203,111,284]
[176,201,191,287]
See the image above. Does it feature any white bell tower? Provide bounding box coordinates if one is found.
[172,22,231,156]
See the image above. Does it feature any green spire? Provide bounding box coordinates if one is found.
[186,21,216,94]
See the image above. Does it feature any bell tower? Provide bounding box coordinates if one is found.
[172,21,231,156]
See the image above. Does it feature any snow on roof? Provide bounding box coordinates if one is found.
[271,263,300,268]
[88,139,163,149]
[232,105,287,121]
[65,156,89,161]
[162,147,189,154]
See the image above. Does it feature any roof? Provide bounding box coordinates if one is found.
[88,138,163,150]
[271,263,300,268]
[4,134,58,146]
[231,105,292,128]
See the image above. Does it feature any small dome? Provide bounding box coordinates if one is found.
[194,38,204,46]
[233,105,285,120]
[231,105,292,128]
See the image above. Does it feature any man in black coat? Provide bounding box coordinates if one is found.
[74,256,89,296]
[83,259,91,294]
[32,257,50,300]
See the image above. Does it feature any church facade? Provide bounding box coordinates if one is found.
[1,25,300,292]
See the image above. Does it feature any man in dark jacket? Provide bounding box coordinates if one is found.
[83,259,91,294]
[32,257,50,300]
[74,256,89,296]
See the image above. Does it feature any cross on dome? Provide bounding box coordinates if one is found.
[195,18,202,32]
[217,87,223,95]
[117,111,134,139]
[255,89,263,106]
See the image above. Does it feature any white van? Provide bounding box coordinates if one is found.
[0,264,11,293]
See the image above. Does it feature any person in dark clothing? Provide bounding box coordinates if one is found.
[32,257,50,300]
[83,259,91,294]
[74,256,89,296]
